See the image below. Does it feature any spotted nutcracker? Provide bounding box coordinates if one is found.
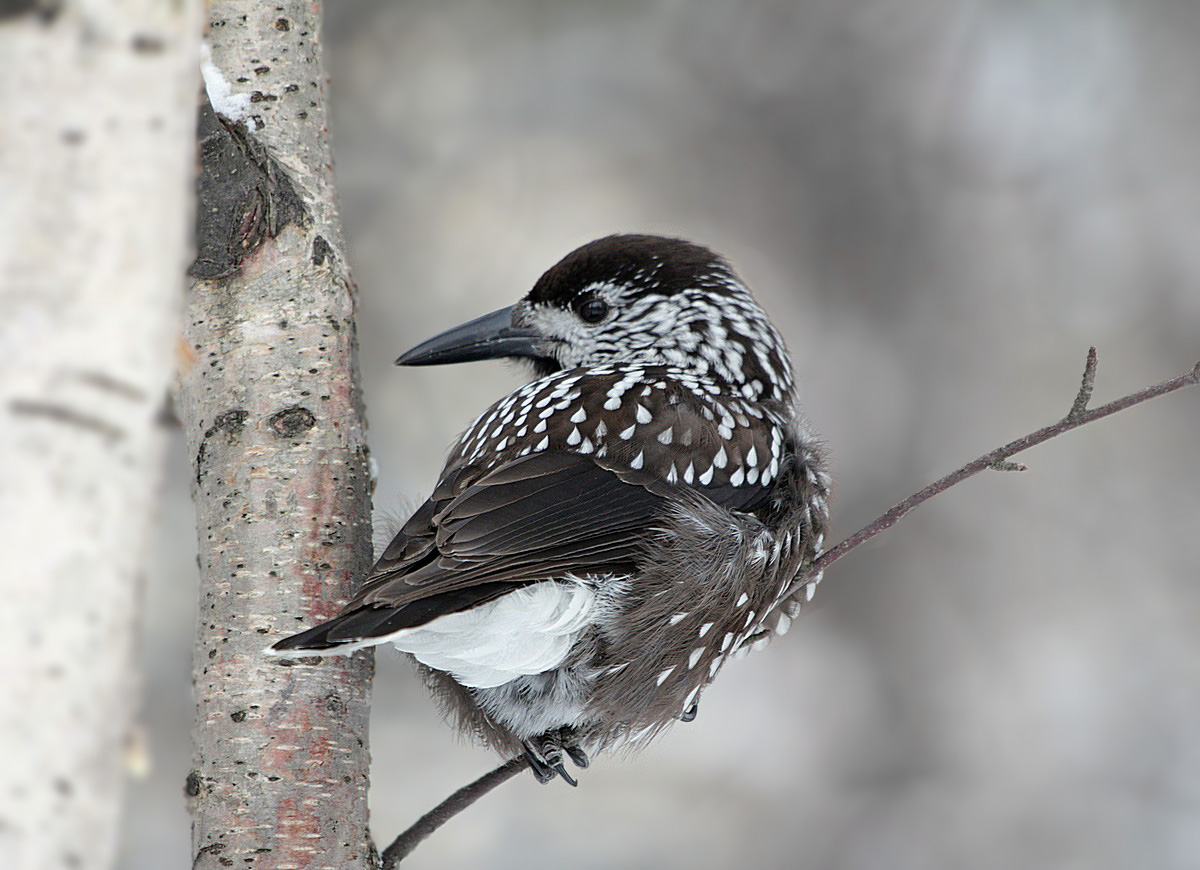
[270,234,832,785]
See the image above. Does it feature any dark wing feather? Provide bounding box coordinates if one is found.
[273,453,676,650]
[271,448,774,652]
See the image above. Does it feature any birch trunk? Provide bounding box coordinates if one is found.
[0,2,201,868]
[178,2,376,867]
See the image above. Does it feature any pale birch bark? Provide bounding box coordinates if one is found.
[0,2,201,868]
[178,3,375,867]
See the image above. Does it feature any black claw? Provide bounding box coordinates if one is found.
[681,702,699,723]
[565,745,590,769]
[554,763,578,787]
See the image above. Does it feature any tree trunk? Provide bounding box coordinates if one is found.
[0,2,201,868]
[178,3,375,867]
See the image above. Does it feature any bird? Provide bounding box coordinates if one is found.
[269,234,832,786]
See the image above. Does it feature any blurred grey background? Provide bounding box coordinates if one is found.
[124,1,1200,867]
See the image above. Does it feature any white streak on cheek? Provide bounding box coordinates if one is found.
[201,42,253,124]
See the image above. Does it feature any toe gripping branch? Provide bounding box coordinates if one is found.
[523,728,590,787]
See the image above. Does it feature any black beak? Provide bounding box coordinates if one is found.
[395,305,544,367]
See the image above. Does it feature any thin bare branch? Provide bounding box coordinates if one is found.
[382,350,1199,863]
[380,757,530,868]
[781,351,1200,604]
[1067,346,1099,421]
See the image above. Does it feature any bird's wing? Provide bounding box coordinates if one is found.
[272,452,684,650]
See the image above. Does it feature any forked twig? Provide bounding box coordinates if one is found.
[780,349,1198,603]
[381,349,1199,864]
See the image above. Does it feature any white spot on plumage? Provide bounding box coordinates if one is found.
[669,612,688,626]
[533,419,547,434]
[604,397,621,411]
[635,404,652,424]
[721,632,734,652]
[806,584,816,602]
[688,647,705,669]
[746,446,757,467]
[535,436,549,452]
[774,613,792,636]
[495,437,509,451]
[665,463,678,484]
[743,609,756,627]
[683,686,700,711]
[746,468,759,485]
[736,592,749,607]
[708,656,723,677]
[630,450,644,470]
[578,437,594,454]
[698,622,713,637]
[657,427,673,445]
[619,424,636,440]
[570,407,587,424]
[713,446,727,469]
[699,465,714,485]
[567,427,582,446]
[730,467,745,486]
[656,666,676,686]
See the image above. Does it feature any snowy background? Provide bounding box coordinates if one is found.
[124,2,1199,867]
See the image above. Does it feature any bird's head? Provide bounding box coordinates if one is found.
[397,234,795,405]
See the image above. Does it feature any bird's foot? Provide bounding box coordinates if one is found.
[523,734,577,787]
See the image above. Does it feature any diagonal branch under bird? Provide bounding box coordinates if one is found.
[257,234,1197,863]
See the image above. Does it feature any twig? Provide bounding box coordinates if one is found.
[380,756,530,868]
[381,349,1200,864]
[1068,346,1099,421]
[779,350,1200,604]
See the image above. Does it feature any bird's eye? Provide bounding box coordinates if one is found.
[576,297,610,324]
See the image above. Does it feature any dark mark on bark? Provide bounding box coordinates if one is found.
[131,33,165,53]
[274,17,290,30]
[61,129,85,146]
[184,770,202,797]
[268,406,316,438]
[196,409,249,485]
[0,0,57,23]
[254,65,270,75]
[210,409,249,436]
[189,100,307,282]
[230,710,246,722]
[250,91,278,103]
[9,399,124,442]
[311,234,332,266]
[75,369,146,401]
